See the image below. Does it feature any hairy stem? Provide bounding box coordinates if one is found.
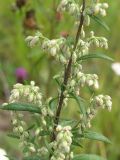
[51,0,86,141]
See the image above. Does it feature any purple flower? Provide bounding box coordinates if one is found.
[15,67,28,83]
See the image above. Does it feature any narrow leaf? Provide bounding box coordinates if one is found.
[72,139,83,148]
[90,15,110,31]
[70,93,86,117]
[7,133,20,139]
[53,75,61,87]
[84,131,111,144]
[77,53,114,62]
[73,154,106,160]
[0,103,41,114]
[26,124,35,131]
[49,97,58,110]
[24,156,41,160]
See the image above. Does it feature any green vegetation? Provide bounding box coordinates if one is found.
[0,0,120,160]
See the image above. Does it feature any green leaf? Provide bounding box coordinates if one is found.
[0,103,41,114]
[77,53,114,62]
[90,15,110,31]
[44,139,53,154]
[49,97,58,110]
[26,124,35,131]
[72,139,83,148]
[53,75,61,87]
[7,133,20,139]
[60,119,77,127]
[24,156,41,160]
[39,130,50,136]
[70,93,86,117]
[73,154,106,160]
[84,131,111,144]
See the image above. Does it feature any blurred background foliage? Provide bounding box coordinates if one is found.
[0,0,120,160]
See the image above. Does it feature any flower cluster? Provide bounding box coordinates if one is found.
[69,63,99,91]
[83,2,109,27]
[57,0,80,18]
[11,112,32,154]
[26,32,70,65]
[91,95,112,111]
[25,34,40,47]
[89,2,109,17]
[78,94,112,133]
[72,31,108,59]
[76,39,89,56]
[8,81,42,107]
[12,112,49,156]
[1,0,112,159]
[42,38,66,57]
[67,72,99,95]
[51,125,73,160]
[88,31,108,49]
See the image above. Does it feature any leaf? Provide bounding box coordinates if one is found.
[72,139,83,148]
[60,119,77,127]
[90,15,110,31]
[39,130,50,136]
[84,131,111,144]
[44,139,53,154]
[24,156,41,160]
[7,133,20,139]
[53,75,61,87]
[70,93,86,117]
[73,154,106,160]
[26,124,35,131]
[0,103,41,114]
[77,53,114,62]
[49,97,58,110]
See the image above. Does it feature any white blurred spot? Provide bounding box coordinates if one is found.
[111,62,120,76]
[0,148,9,160]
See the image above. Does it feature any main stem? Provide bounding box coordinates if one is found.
[51,0,86,141]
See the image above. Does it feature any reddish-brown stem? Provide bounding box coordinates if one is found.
[51,0,86,141]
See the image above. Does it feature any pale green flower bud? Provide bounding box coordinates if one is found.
[18,126,24,133]
[29,146,36,153]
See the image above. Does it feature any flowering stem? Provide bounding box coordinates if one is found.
[51,0,86,141]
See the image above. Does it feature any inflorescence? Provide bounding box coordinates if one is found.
[2,0,112,159]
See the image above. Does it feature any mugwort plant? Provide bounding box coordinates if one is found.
[1,0,113,159]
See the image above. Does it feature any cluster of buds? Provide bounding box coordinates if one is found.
[73,70,99,90]
[25,34,40,47]
[57,0,80,18]
[76,39,89,56]
[91,95,112,111]
[11,112,36,155]
[2,81,50,155]
[78,94,112,133]
[88,2,109,17]
[74,31,108,60]
[8,81,42,107]
[26,32,70,65]
[51,125,73,160]
[42,38,66,57]
[88,31,108,49]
